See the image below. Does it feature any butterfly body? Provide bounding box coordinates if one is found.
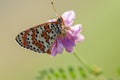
[16,17,64,54]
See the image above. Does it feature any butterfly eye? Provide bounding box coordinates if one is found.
[57,18,62,23]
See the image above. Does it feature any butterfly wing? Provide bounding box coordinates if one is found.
[15,22,61,54]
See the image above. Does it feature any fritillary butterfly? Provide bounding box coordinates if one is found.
[15,17,64,54]
[15,0,66,54]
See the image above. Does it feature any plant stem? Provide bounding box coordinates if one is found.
[73,52,87,67]
[73,52,90,72]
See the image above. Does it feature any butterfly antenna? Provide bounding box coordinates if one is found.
[51,0,60,18]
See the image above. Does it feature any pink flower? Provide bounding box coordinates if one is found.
[51,10,84,56]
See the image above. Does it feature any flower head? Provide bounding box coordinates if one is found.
[50,10,84,56]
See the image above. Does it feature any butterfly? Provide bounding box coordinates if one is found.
[15,0,74,55]
[15,16,65,54]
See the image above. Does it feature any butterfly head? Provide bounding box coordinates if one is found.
[57,16,71,36]
[57,17,65,28]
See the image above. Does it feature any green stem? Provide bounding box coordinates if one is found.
[73,53,85,65]
[73,52,90,73]
[73,53,87,67]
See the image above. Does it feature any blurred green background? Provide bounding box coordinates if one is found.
[0,0,120,80]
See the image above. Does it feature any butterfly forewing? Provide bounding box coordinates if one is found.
[16,21,62,54]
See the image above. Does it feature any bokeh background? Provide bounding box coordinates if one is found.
[0,0,120,80]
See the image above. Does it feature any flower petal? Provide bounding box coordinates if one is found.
[62,10,75,27]
[71,24,82,34]
[51,38,64,56]
[66,31,76,46]
[56,38,64,54]
[51,40,57,56]
[61,36,75,53]
[75,34,85,42]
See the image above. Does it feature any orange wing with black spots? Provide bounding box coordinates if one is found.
[15,20,63,54]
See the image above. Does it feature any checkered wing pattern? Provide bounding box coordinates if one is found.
[15,22,62,54]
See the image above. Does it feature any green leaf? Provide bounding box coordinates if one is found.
[58,68,67,79]
[49,68,59,79]
[78,67,87,78]
[68,66,76,79]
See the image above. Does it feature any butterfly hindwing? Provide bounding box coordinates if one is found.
[16,22,62,54]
